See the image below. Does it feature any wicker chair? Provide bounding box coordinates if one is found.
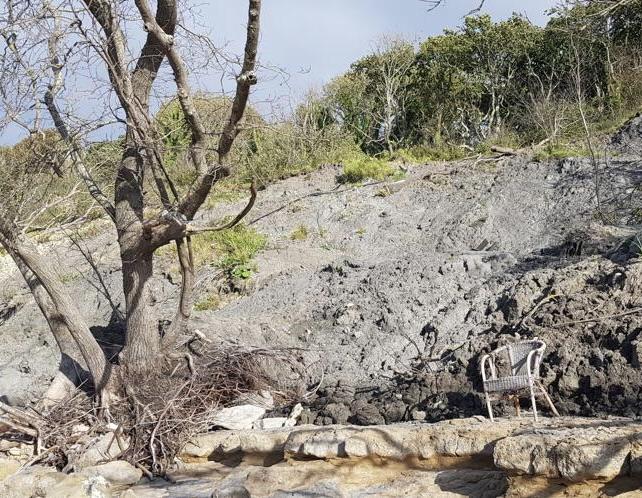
[481,338,559,422]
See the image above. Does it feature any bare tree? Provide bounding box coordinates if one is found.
[0,0,262,411]
[374,37,415,153]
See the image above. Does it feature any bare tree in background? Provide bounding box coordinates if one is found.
[374,37,415,153]
[0,0,261,414]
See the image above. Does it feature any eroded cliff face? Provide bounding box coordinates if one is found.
[1,150,642,422]
[2,416,641,497]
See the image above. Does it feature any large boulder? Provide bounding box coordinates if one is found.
[0,465,111,498]
[81,460,142,486]
[494,420,642,482]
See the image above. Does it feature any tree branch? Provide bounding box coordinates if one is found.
[178,0,262,220]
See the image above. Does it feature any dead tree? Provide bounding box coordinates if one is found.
[0,0,262,404]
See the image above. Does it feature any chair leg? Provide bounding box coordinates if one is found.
[513,396,521,417]
[485,393,494,422]
[538,383,560,416]
[530,387,538,422]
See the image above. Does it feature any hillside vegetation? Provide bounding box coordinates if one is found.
[3,2,642,236]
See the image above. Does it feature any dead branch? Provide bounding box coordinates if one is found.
[187,182,257,235]
[552,307,642,328]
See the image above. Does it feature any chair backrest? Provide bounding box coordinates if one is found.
[507,339,545,377]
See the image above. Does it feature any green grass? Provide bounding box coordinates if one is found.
[533,143,591,162]
[210,224,267,277]
[290,225,309,241]
[157,223,266,279]
[337,153,402,184]
[58,272,79,284]
[194,292,221,311]
[388,144,467,163]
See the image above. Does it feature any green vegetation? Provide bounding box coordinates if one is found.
[309,3,642,158]
[156,93,356,194]
[194,293,221,312]
[209,224,267,277]
[0,132,120,231]
[387,144,467,163]
[290,225,309,241]
[337,153,402,184]
[58,272,80,284]
[159,223,266,279]
[4,2,642,249]
[533,144,591,162]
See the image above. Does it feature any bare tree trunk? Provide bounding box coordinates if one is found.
[1,239,87,405]
[113,138,161,372]
[0,218,109,394]
[120,254,160,370]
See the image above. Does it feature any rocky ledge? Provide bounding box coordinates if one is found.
[2,416,642,497]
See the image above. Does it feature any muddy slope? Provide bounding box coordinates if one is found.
[1,151,641,422]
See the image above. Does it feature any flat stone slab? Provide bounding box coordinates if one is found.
[4,416,642,497]
[184,416,642,483]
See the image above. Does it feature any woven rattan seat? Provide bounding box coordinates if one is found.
[484,374,531,393]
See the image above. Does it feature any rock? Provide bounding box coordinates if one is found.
[494,420,642,481]
[252,403,304,429]
[57,475,111,498]
[253,417,288,430]
[68,432,128,470]
[4,442,33,462]
[212,405,266,430]
[323,402,351,424]
[382,399,407,423]
[287,403,304,424]
[183,432,242,459]
[212,484,251,498]
[0,456,20,480]
[182,427,296,461]
[0,466,111,498]
[411,409,427,421]
[350,399,385,425]
[81,460,142,486]
[119,490,143,498]
[126,417,642,496]
[632,340,642,368]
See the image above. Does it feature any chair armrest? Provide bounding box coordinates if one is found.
[526,349,540,379]
[481,354,495,382]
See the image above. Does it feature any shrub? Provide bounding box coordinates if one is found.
[0,133,121,230]
[154,94,264,194]
[158,223,266,279]
[236,122,356,187]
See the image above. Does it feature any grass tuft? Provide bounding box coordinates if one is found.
[337,153,402,184]
[194,293,221,311]
[290,225,309,241]
[533,143,591,162]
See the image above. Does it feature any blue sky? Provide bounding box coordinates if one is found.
[202,0,558,109]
